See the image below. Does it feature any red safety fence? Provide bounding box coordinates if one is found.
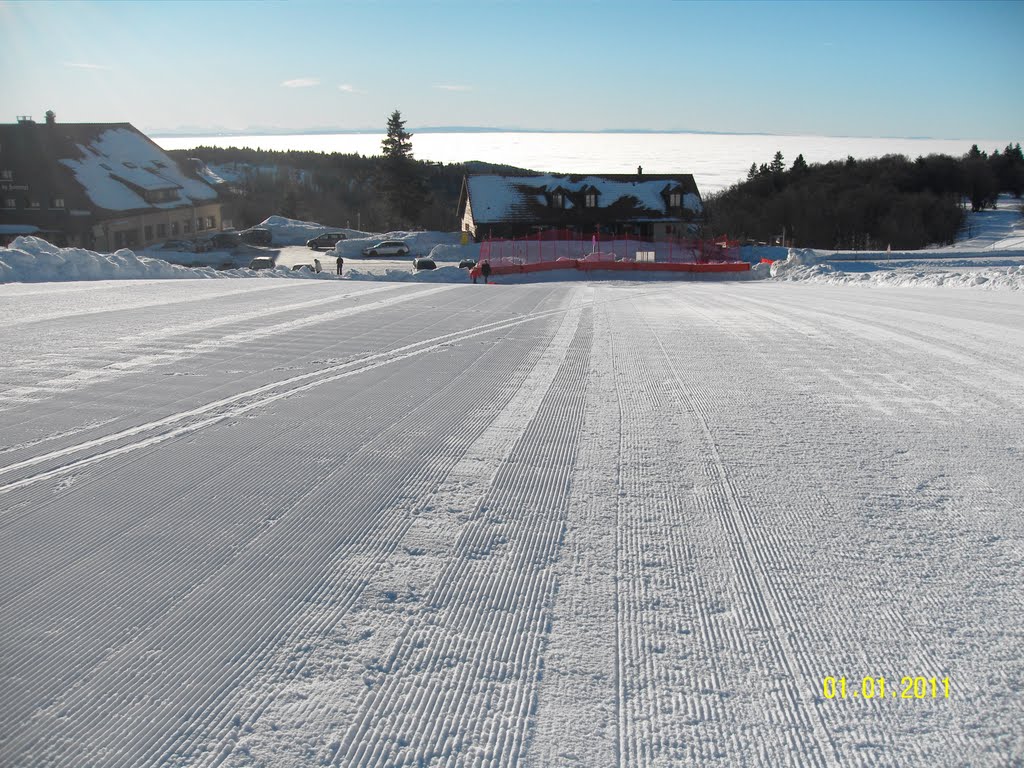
[479,231,741,267]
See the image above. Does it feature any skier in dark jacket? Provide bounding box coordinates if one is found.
[336,254,344,276]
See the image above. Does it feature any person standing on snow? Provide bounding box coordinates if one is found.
[336,254,344,276]
[481,260,491,283]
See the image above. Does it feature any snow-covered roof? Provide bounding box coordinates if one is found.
[58,127,217,211]
[464,173,703,226]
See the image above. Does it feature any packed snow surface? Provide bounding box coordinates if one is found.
[0,277,1021,766]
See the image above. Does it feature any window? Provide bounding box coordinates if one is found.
[28,199,40,209]
[206,215,215,229]
[171,221,179,236]
[157,223,167,238]
[183,219,192,234]
[552,192,564,208]
[51,197,65,209]
[1,170,13,181]
[144,225,153,241]
[585,193,597,208]
[3,198,15,209]
[669,192,682,207]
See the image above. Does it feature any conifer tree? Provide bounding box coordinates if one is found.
[380,110,427,226]
[770,151,785,174]
[381,110,414,160]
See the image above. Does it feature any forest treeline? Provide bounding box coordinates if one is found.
[167,145,528,233]
[171,137,1023,249]
[706,144,1024,250]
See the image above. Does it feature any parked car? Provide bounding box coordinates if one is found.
[154,239,196,252]
[248,256,275,270]
[459,258,477,269]
[413,256,436,270]
[240,228,272,246]
[209,232,241,249]
[292,258,322,273]
[362,240,410,257]
[306,232,346,250]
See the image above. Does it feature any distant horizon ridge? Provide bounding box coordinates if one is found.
[145,125,1014,143]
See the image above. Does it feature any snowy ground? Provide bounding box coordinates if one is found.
[1,274,1022,766]
[1,200,1023,765]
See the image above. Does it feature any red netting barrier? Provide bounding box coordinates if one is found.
[479,231,740,267]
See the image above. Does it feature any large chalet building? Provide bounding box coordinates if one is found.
[0,114,222,249]
[458,171,704,242]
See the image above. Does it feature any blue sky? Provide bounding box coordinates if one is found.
[1,0,1021,139]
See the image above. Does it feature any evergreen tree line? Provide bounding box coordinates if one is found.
[706,143,1024,250]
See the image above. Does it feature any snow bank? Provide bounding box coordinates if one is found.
[1,238,344,284]
[1,237,225,283]
[257,216,369,246]
[769,248,1024,290]
[332,230,466,259]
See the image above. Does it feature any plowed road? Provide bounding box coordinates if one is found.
[1,279,1021,767]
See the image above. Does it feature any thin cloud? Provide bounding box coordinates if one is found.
[434,84,473,92]
[338,84,365,94]
[65,61,112,70]
[282,78,320,88]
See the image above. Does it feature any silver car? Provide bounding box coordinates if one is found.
[361,240,410,257]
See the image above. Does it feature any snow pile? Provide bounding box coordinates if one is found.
[762,196,1024,290]
[257,216,368,246]
[332,230,466,259]
[0,237,224,282]
[770,257,1024,290]
[0,238,349,283]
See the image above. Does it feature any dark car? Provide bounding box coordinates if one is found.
[248,256,275,270]
[240,228,272,246]
[154,239,196,252]
[209,232,241,249]
[306,232,346,250]
[459,258,477,269]
[413,256,436,270]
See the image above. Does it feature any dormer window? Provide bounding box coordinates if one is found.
[585,192,597,208]
[669,192,682,207]
[552,192,565,208]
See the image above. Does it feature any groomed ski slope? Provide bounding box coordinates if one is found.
[0,278,1022,766]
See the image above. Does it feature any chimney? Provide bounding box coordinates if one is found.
[45,110,56,125]
[637,165,643,176]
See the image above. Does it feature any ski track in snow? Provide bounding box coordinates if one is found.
[0,279,1021,767]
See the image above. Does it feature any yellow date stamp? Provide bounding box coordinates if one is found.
[822,676,951,700]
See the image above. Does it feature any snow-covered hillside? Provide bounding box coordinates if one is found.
[0,274,1022,766]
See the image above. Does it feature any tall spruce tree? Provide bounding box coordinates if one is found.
[380,110,427,226]
[382,110,414,160]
